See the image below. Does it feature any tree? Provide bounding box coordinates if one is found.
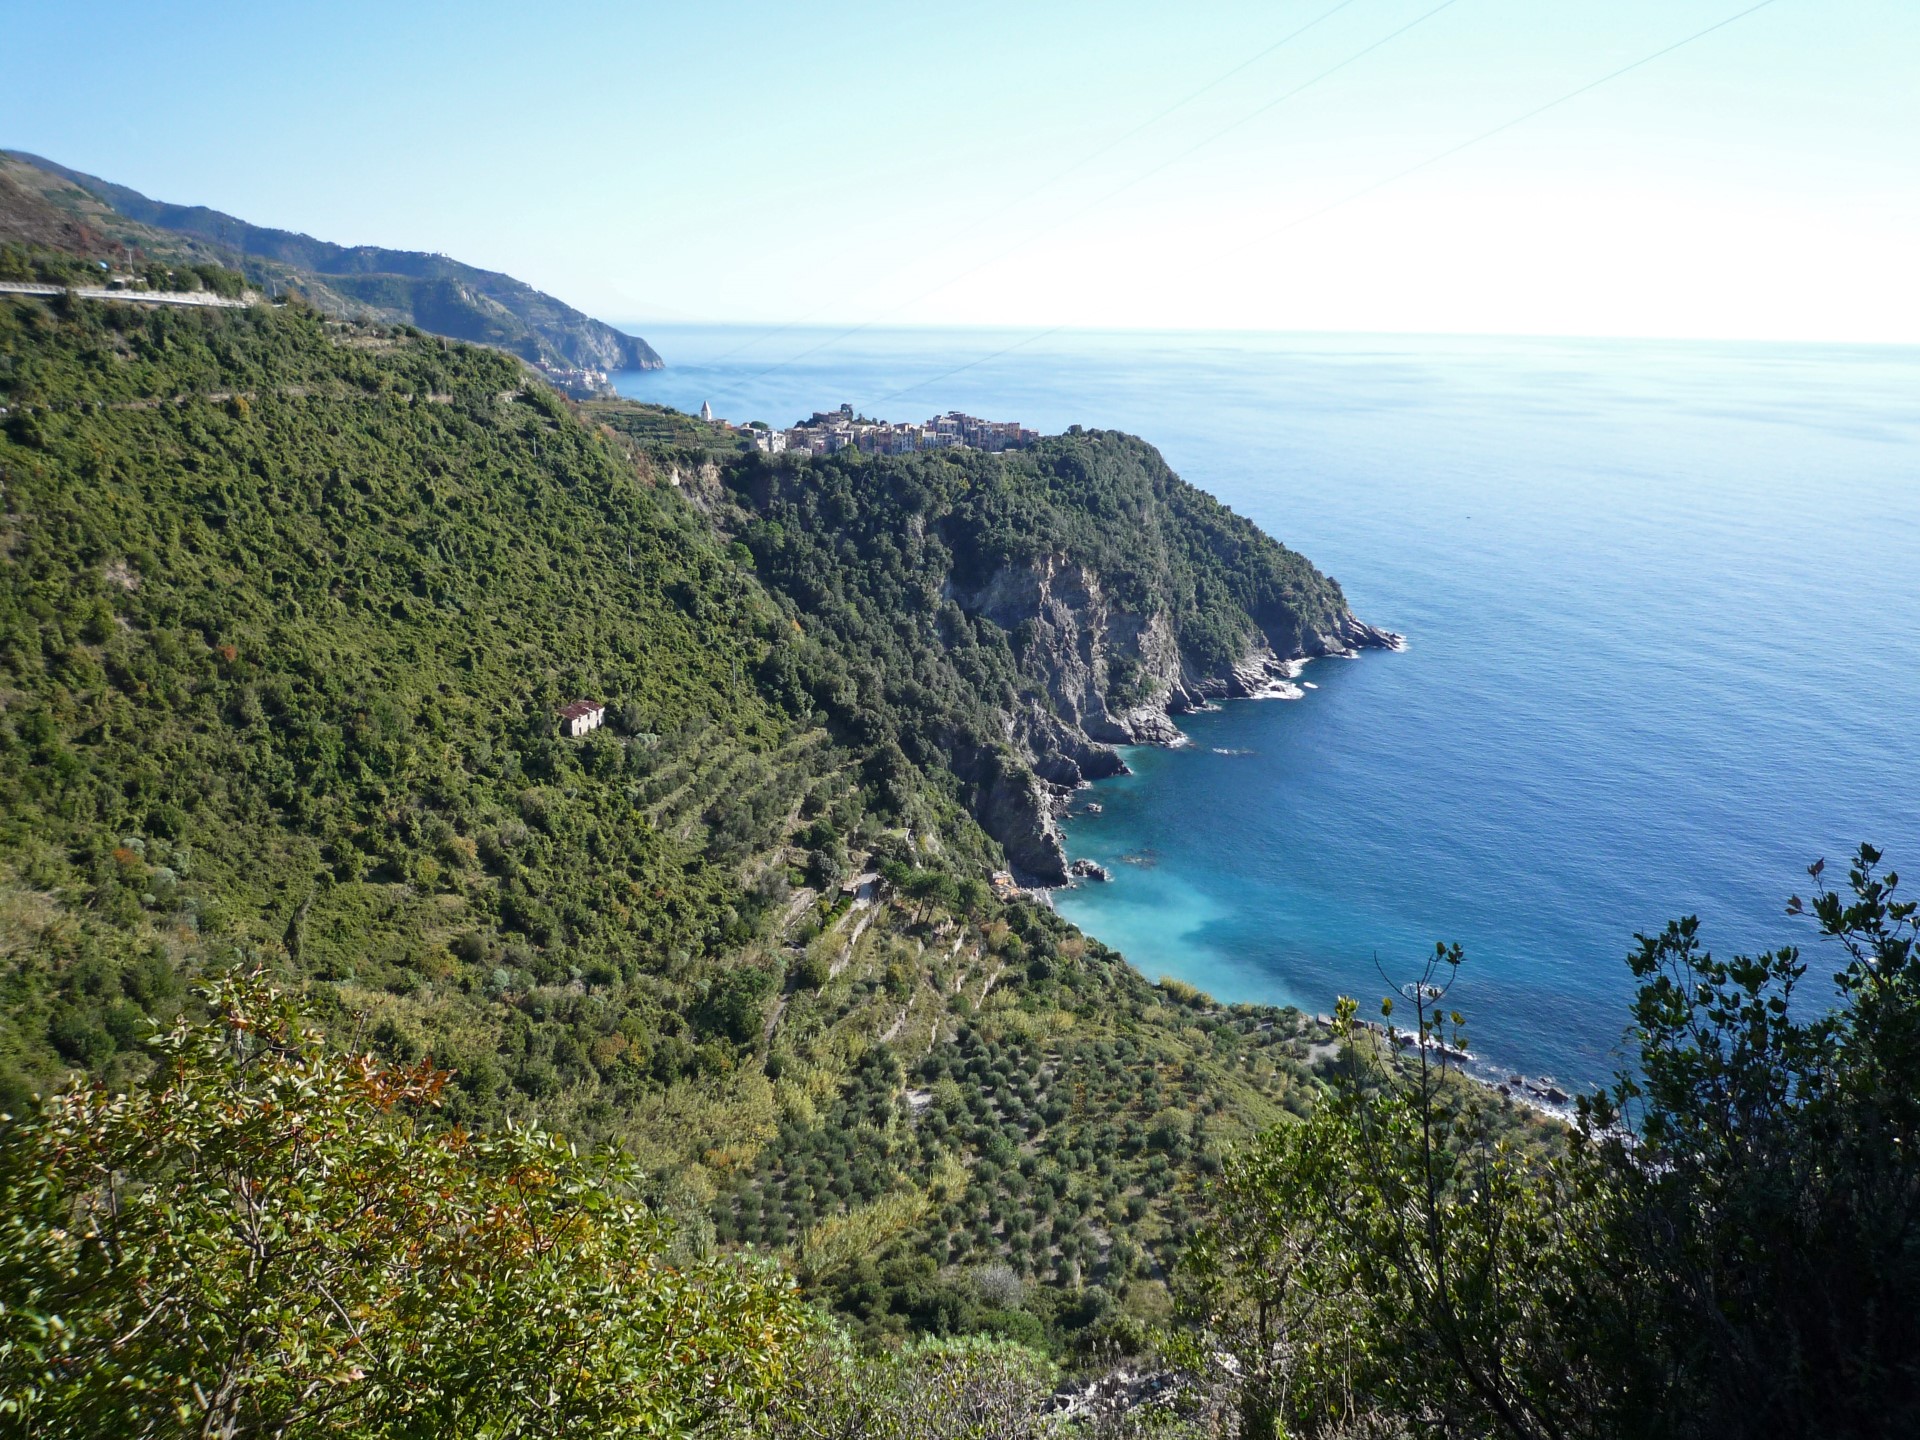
[1172,1103,1369,1438]
[1184,954,1628,1437]
[0,973,814,1438]
[696,962,783,1046]
[762,1333,1060,1440]
[1576,844,1920,1436]
[1184,849,1920,1440]
[808,842,849,893]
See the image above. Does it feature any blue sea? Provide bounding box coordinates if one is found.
[617,325,1920,1091]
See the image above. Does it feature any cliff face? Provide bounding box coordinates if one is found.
[951,553,1397,882]
[723,429,1399,888]
[957,556,1179,750]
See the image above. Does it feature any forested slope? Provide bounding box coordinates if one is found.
[723,434,1394,881]
[6,267,1902,1440]
[0,282,1412,1359]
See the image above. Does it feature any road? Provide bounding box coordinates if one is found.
[0,281,251,309]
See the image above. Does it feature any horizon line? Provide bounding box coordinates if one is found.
[606,318,1920,353]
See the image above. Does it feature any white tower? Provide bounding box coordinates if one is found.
[700,400,714,422]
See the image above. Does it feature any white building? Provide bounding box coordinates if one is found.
[557,701,607,738]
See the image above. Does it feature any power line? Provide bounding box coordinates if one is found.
[1038,0,1463,238]
[835,0,1788,419]
[700,0,1465,407]
[693,0,1371,373]
[980,0,1372,221]
[872,328,1068,409]
[1224,0,1787,260]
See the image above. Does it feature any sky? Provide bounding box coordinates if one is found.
[3,0,1916,343]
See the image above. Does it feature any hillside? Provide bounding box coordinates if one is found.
[0,151,661,372]
[0,276,1452,1360]
[719,435,1397,882]
[4,257,1908,1440]
[0,166,114,258]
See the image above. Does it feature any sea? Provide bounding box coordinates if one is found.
[616,325,1920,1093]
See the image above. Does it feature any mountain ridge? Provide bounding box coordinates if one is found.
[0,150,661,373]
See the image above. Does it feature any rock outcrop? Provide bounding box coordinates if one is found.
[976,763,1073,887]
[951,555,1398,884]
[723,427,1401,889]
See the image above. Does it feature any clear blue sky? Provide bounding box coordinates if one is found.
[3,1,1915,341]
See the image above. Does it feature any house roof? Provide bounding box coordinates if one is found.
[557,700,604,720]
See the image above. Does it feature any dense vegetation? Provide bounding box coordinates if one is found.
[0,973,813,1438]
[1179,848,1920,1439]
[6,267,1910,1439]
[0,290,799,1128]
[0,273,1400,1377]
[731,432,1357,730]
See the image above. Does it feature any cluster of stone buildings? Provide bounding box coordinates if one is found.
[536,361,614,399]
[701,401,1039,456]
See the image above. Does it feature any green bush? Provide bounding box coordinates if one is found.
[1182,849,1920,1440]
[0,975,814,1438]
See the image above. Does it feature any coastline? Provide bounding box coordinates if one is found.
[1041,628,1405,894]
[1002,614,1406,890]
[1035,626,1580,1123]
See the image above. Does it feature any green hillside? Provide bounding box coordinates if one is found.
[0,280,1395,1360]
[7,270,1907,1440]
[724,431,1363,774]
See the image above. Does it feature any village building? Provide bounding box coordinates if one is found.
[534,360,612,399]
[557,700,607,738]
[777,405,1037,458]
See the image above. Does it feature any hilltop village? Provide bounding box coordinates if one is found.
[702,400,1039,456]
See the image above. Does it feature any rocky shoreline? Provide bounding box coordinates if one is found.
[1337,1017,1580,1124]
[964,549,1401,886]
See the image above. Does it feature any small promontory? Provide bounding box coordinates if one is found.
[725,429,1399,883]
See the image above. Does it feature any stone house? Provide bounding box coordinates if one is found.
[558,700,606,738]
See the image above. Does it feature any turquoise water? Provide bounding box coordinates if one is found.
[617,326,1920,1089]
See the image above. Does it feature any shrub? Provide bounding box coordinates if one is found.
[0,974,814,1438]
[695,962,782,1045]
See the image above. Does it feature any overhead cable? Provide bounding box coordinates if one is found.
[866,0,1790,415]
[694,0,1371,373]
[702,0,1464,404]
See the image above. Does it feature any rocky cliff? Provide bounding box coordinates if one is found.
[951,552,1398,883]
[718,425,1399,889]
